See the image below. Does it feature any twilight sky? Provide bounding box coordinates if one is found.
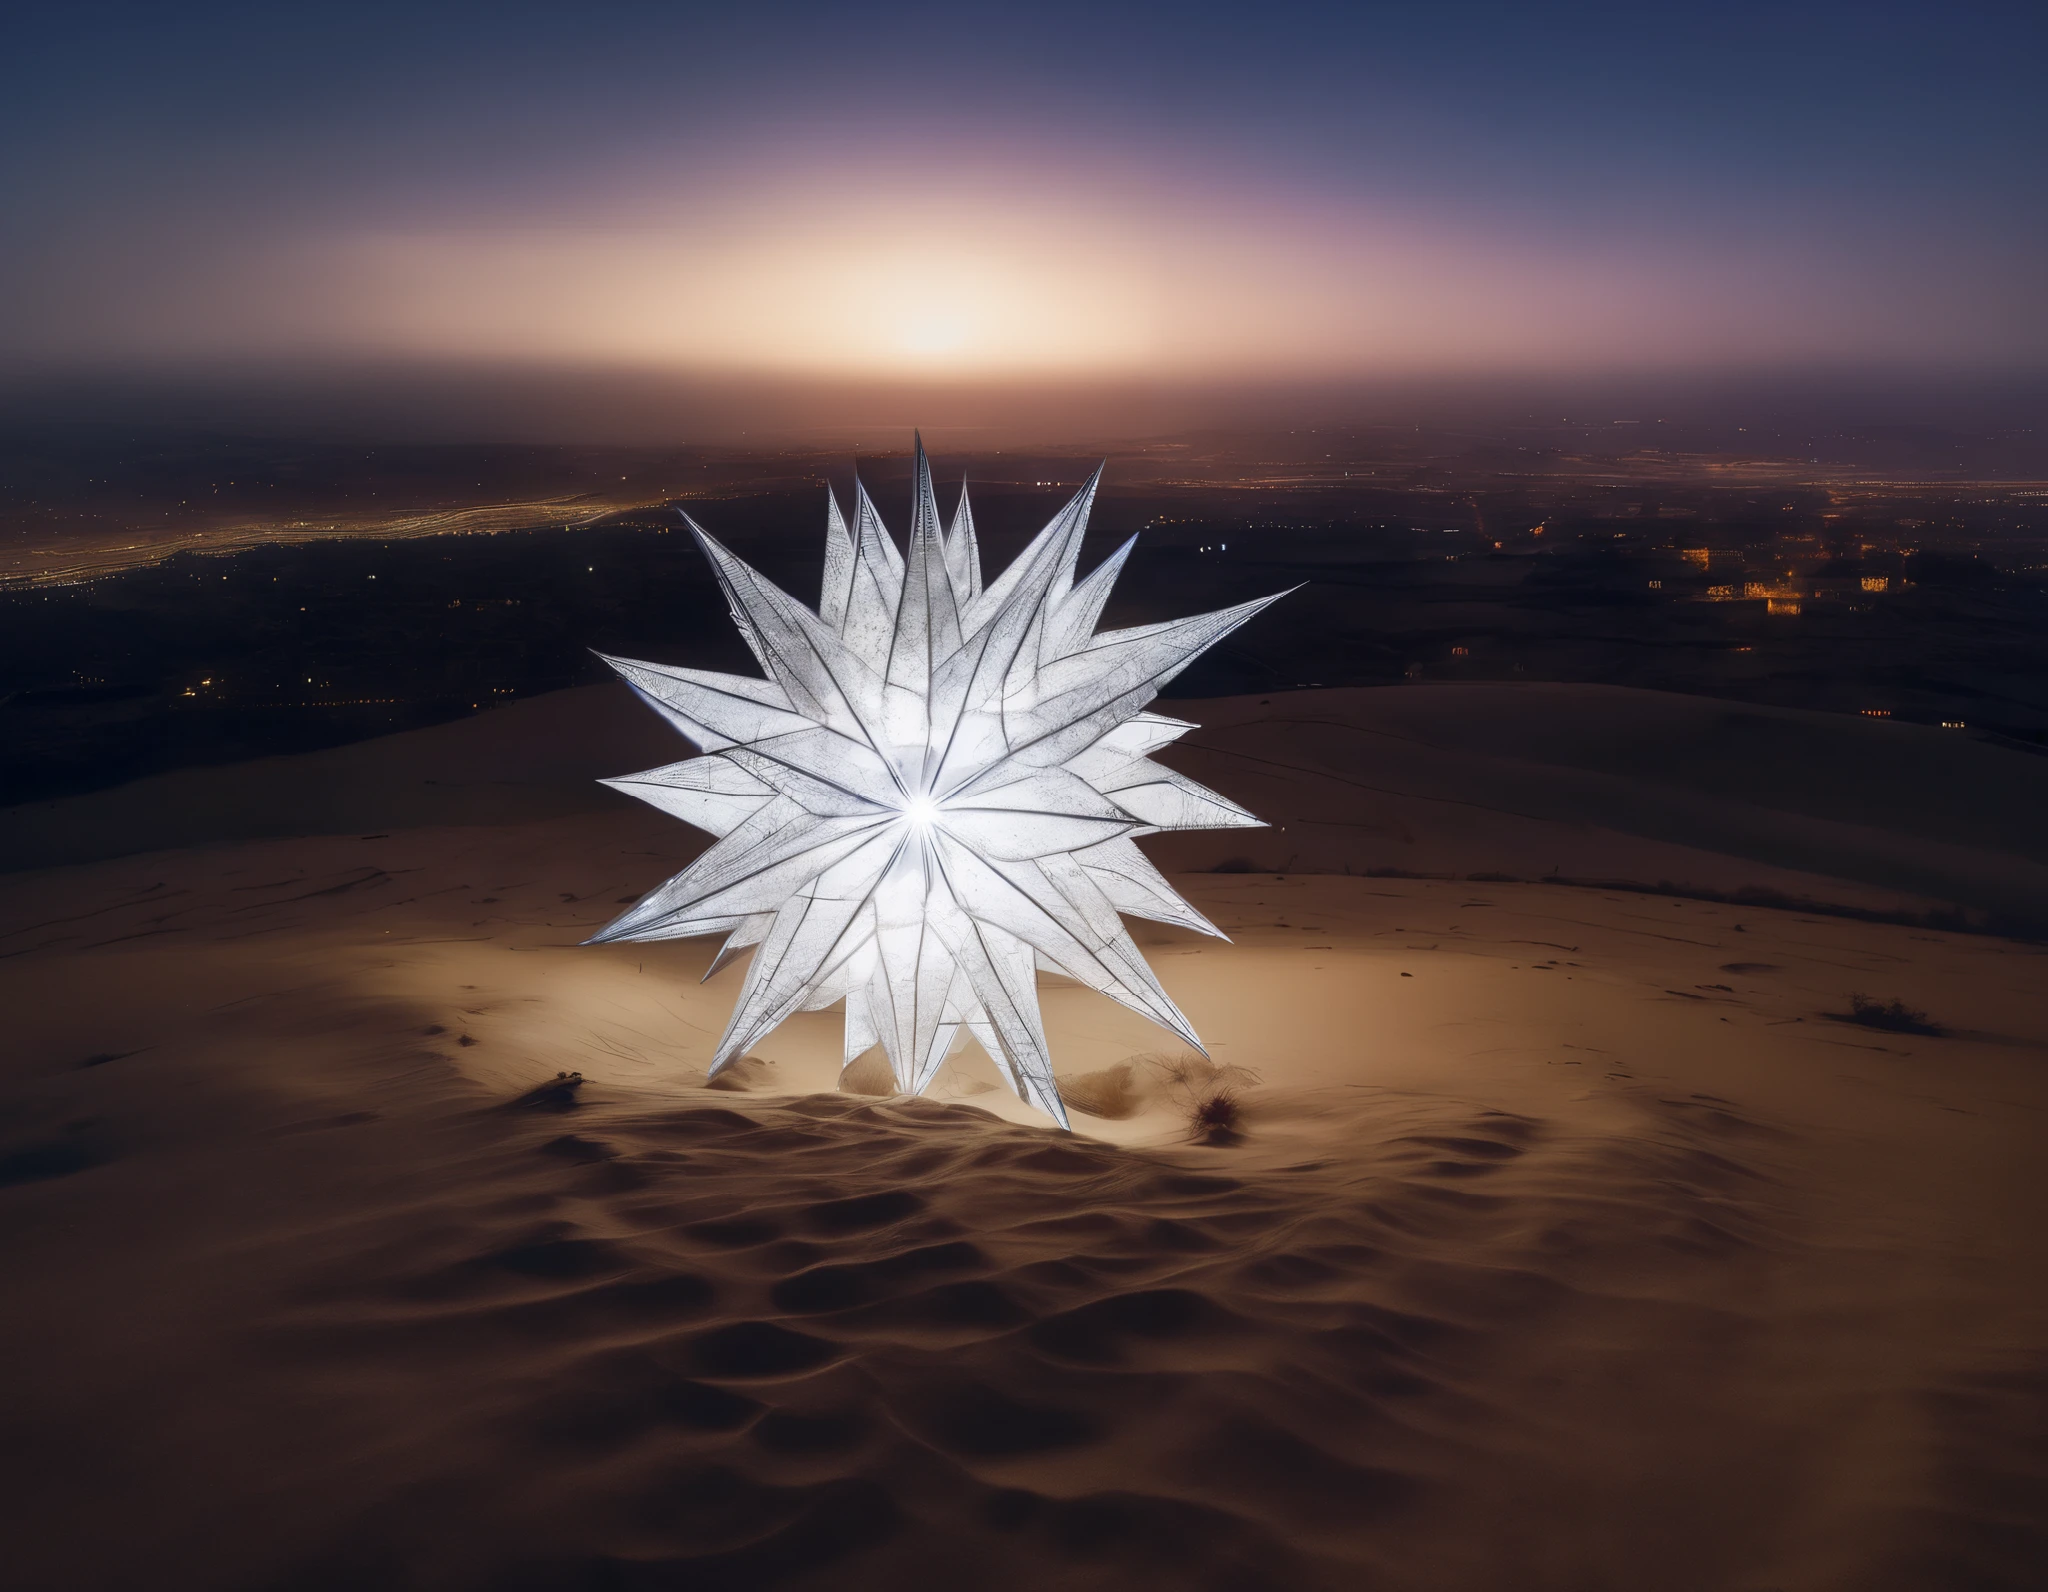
[5,0,2045,386]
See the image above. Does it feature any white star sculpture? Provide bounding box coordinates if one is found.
[587,439,1288,1129]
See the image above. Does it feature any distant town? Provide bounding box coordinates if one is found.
[4,425,2045,804]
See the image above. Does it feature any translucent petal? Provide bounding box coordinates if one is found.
[703,911,776,981]
[596,653,806,752]
[819,487,855,631]
[1063,710,1198,784]
[688,527,888,739]
[999,590,1294,772]
[940,766,1138,858]
[710,849,892,1068]
[925,496,1104,791]
[935,912,1066,1127]
[929,832,1199,1049]
[592,801,892,943]
[1041,534,1135,663]
[842,982,879,1069]
[722,726,901,815]
[600,754,774,838]
[843,481,904,672]
[1077,837,1227,938]
[882,437,961,761]
[957,466,1099,640]
[1095,759,1265,832]
[944,476,982,607]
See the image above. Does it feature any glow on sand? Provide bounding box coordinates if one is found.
[587,439,1289,1127]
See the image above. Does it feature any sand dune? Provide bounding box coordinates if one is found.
[3,688,2046,1589]
[12,680,2046,934]
[1147,683,2048,934]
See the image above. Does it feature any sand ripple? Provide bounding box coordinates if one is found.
[238,1087,1862,1591]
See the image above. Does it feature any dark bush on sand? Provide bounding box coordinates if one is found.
[1188,1088,1243,1145]
[1843,994,1943,1036]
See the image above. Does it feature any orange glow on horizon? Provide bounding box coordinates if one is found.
[33,160,1988,381]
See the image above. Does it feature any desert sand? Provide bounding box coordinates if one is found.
[3,684,2045,1591]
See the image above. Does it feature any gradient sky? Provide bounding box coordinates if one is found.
[5,0,2045,383]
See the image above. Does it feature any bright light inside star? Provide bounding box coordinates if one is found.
[903,796,940,828]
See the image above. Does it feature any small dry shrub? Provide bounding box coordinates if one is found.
[1123,1050,1262,1142]
[506,1071,583,1111]
[1187,1088,1242,1144]
[1845,994,1943,1035]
